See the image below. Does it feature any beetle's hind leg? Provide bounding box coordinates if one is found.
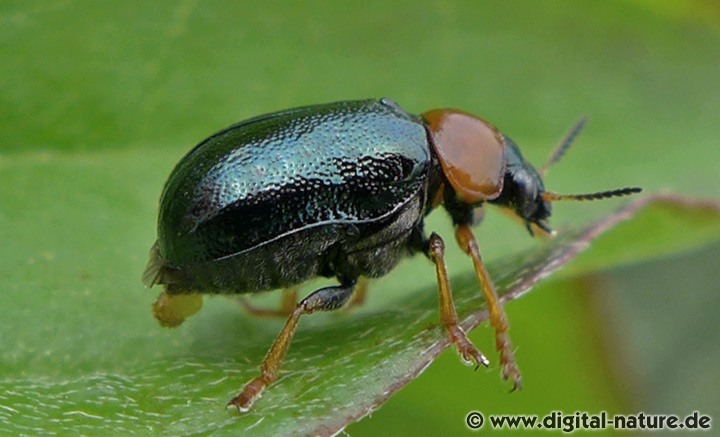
[455,224,521,390]
[427,233,490,369]
[238,288,298,318]
[152,290,203,328]
[228,277,357,412]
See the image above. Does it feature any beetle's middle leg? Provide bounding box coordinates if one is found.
[228,277,357,412]
[238,288,298,318]
[345,277,369,310]
[427,232,490,369]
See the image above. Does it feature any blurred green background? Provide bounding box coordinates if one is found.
[2,0,719,434]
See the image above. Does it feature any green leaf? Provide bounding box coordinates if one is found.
[1,150,719,435]
[2,0,720,434]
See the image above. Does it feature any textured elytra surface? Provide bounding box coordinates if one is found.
[157,99,429,265]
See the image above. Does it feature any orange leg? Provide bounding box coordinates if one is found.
[455,224,521,390]
[427,233,490,368]
[345,277,369,310]
[238,288,298,318]
[228,279,356,412]
[152,291,203,328]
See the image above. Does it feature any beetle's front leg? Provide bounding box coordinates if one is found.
[427,232,490,369]
[455,224,521,390]
[228,277,357,412]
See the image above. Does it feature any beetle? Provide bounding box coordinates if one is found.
[142,98,640,411]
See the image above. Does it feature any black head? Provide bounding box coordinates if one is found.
[489,138,553,234]
[489,119,642,236]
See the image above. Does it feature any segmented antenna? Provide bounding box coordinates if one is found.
[539,116,588,176]
[542,187,642,202]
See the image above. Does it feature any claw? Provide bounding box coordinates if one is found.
[448,323,490,368]
[227,377,266,412]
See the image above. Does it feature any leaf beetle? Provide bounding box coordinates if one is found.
[142,98,640,411]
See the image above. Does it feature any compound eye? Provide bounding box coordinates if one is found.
[423,109,507,204]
